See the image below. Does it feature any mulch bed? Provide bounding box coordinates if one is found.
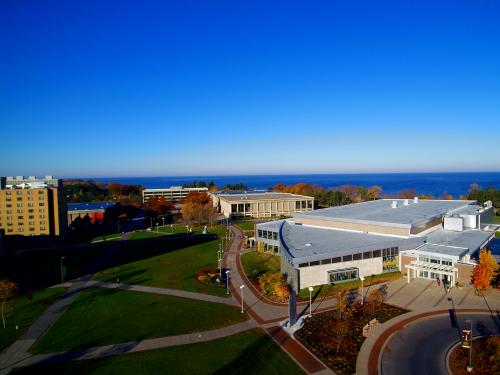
[448,336,500,375]
[295,302,409,374]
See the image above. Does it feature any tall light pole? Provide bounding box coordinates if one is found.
[465,319,473,372]
[360,275,365,305]
[162,217,165,227]
[240,284,245,313]
[225,270,230,295]
[308,286,314,317]
[217,250,222,278]
[156,222,159,233]
[60,256,66,286]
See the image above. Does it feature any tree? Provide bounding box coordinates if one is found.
[144,196,175,219]
[396,189,417,199]
[181,192,213,226]
[335,290,349,319]
[367,288,383,315]
[471,249,499,294]
[0,279,17,329]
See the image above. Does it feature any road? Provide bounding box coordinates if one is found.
[380,312,500,375]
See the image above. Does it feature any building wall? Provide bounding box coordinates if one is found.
[280,253,300,291]
[0,187,66,236]
[298,257,383,289]
[400,254,416,275]
[293,217,410,236]
[456,262,474,284]
[218,198,314,218]
[143,187,208,203]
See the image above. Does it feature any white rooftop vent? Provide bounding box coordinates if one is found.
[404,199,409,206]
[305,243,312,247]
[391,201,398,208]
[413,196,419,204]
[484,200,493,209]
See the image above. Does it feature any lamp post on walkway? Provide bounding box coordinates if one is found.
[240,284,245,313]
[225,270,230,295]
[308,286,314,317]
[60,256,66,286]
[360,275,365,305]
[465,319,473,372]
[217,250,222,279]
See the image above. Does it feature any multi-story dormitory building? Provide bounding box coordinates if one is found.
[0,176,67,236]
[256,198,497,291]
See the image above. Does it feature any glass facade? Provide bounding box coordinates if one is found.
[328,268,359,283]
[382,247,399,272]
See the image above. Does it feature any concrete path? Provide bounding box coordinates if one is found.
[85,280,238,306]
[0,279,89,375]
[12,320,258,369]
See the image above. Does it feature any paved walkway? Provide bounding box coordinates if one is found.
[12,320,258,369]
[85,280,238,306]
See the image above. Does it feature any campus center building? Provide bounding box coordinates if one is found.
[0,176,67,236]
[142,186,208,203]
[211,192,314,219]
[256,198,497,291]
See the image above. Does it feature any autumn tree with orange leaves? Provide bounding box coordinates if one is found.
[181,192,217,227]
[471,249,499,295]
[0,279,17,329]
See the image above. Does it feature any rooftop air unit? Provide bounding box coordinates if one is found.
[391,201,398,208]
[404,199,409,206]
[413,196,419,204]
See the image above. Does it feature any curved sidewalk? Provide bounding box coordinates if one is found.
[10,320,258,370]
[356,308,498,375]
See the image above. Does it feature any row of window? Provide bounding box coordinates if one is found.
[298,247,399,268]
[5,226,47,233]
[418,255,453,266]
[1,202,45,208]
[257,229,278,241]
[1,209,46,214]
[295,200,313,209]
[263,243,280,254]
[3,190,45,195]
[328,268,359,283]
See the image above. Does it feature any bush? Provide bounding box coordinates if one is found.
[258,272,289,300]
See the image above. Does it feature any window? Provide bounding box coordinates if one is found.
[298,263,309,268]
[321,258,332,265]
[353,253,362,261]
[258,230,263,238]
[332,257,341,263]
[328,268,359,284]
[6,203,11,208]
[39,203,45,206]
[17,203,23,207]
[309,261,320,266]
[231,204,237,213]
[442,259,452,266]
[29,215,34,219]
[17,209,23,213]
[28,209,34,213]
[373,250,381,258]
[419,255,429,263]
[29,227,35,231]
[40,220,46,225]
[307,200,313,209]
[17,197,23,201]
[28,203,34,207]
[40,226,46,231]
[273,246,279,254]
[272,232,277,240]
[363,251,373,259]
[383,247,399,272]
[17,216,24,220]
[342,254,352,262]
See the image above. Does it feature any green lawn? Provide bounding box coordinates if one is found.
[31,287,247,354]
[16,329,304,375]
[496,231,500,238]
[241,251,281,280]
[234,220,257,232]
[493,215,500,224]
[0,287,65,352]
[92,227,228,296]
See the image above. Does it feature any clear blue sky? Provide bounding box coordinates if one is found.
[1,0,499,177]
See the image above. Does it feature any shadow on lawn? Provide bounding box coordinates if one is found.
[0,234,216,292]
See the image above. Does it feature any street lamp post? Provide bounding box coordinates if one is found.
[465,319,473,372]
[240,284,245,313]
[60,256,66,286]
[162,217,165,227]
[308,286,314,317]
[225,270,230,295]
[360,275,365,305]
[217,250,222,278]
[156,222,159,233]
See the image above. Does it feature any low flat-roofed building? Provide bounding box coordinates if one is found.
[142,186,208,203]
[256,198,496,290]
[67,202,118,225]
[212,192,314,218]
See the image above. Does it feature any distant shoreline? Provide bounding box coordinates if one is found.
[83,172,500,198]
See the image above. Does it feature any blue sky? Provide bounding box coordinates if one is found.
[1,0,499,177]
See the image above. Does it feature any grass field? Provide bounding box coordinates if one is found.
[241,251,281,281]
[234,220,257,232]
[0,287,65,351]
[92,227,229,296]
[30,287,247,354]
[17,329,304,375]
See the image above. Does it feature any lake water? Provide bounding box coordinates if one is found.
[92,172,500,198]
